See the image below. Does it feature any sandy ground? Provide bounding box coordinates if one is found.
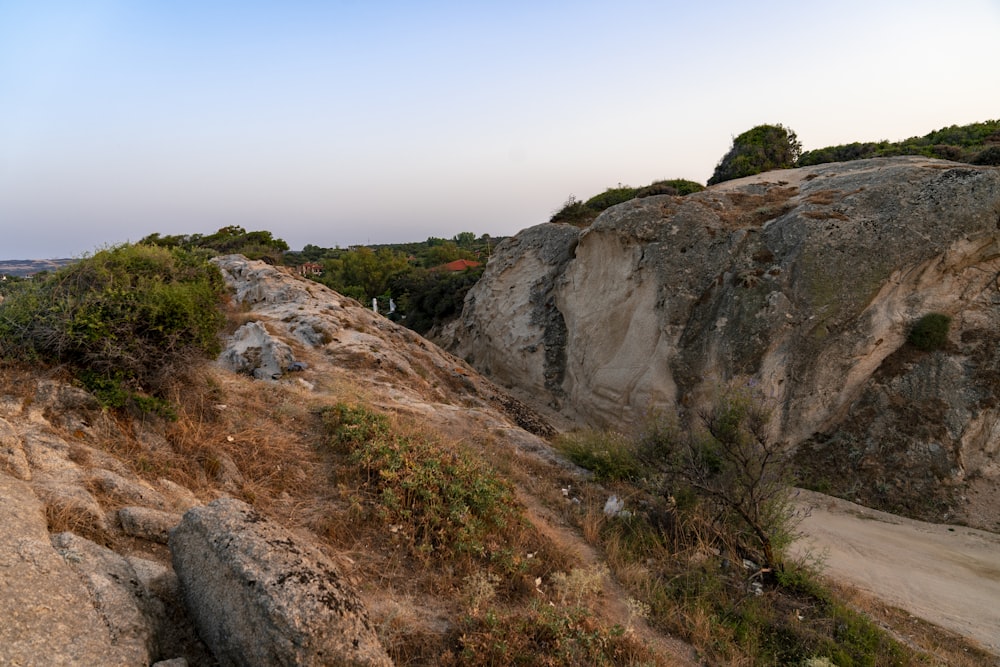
[791,489,1000,654]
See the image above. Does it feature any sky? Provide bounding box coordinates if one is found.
[2,1,999,259]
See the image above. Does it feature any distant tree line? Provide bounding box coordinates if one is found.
[141,226,495,336]
[141,225,289,264]
[798,119,1000,167]
[283,232,495,334]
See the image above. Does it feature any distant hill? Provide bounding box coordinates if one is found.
[0,258,76,277]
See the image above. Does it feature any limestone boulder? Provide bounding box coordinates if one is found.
[170,497,392,667]
[0,472,145,666]
[218,320,296,380]
[119,506,182,544]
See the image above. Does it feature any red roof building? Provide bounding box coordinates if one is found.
[432,259,482,272]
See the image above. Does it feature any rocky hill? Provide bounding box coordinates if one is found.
[0,255,701,665]
[442,156,1000,530]
[3,251,999,664]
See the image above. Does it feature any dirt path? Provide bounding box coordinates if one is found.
[515,490,702,666]
[791,489,1000,654]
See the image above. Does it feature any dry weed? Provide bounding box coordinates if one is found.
[43,499,108,544]
[805,189,841,206]
[551,563,608,606]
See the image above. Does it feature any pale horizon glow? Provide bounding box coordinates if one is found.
[3,1,1000,259]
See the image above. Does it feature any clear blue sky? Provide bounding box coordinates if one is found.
[2,1,999,259]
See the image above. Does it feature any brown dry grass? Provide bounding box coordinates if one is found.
[805,189,841,206]
[43,497,109,545]
[718,186,799,228]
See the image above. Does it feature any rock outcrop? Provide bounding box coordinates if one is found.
[0,471,146,666]
[0,254,571,666]
[170,498,391,667]
[445,157,1000,527]
[212,254,557,440]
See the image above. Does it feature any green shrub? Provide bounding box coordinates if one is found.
[554,429,642,482]
[141,225,289,263]
[549,196,596,225]
[322,403,523,566]
[583,186,639,211]
[639,383,797,570]
[708,124,802,185]
[907,313,951,351]
[550,178,705,225]
[972,145,1000,166]
[0,243,226,405]
[635,178,706,197]
[798,119,1000,167]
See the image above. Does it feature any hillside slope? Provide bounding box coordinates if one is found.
[0,256,700,665]
[3,254,997,665]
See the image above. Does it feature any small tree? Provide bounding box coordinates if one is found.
[708,124,802,185]
[642,382,797,571]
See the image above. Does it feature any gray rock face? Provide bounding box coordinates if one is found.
[218,320,297,380]
[51,531,165,665]
[212,254,556,440]
[170,497,392,667]
[0,472,143,666]
[446,224,579,410]
[445,158,1000,526]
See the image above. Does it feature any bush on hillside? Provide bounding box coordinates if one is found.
[908,313,951,351]
[141,225,289,263]
[972,145,1000,166]
[708,124,802,186]
[639,382,797,571]
[798,119,1000,167]
[0,244,226,406]
[583,186,640,211]
[635,178,705,197]
[554,429,642,482]
[321,403,524,568]
[549,196,596,225]
[549,178,705,226]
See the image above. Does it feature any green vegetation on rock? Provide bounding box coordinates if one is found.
[798,119,1000,167]
[321,403,523,567]
[550,178,705,226]
[708,124,802,185]
[0,243,226,409]
[141,225,289,263]
[908,312,951,351]
[555,383,915,664]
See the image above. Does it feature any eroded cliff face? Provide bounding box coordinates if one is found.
[445,157,1000,527]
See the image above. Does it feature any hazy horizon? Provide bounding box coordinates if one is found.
[3,1,1000,260]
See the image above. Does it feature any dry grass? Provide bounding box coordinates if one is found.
[719,186,799,228]
[805,189,841,206]
[43,497,109,544]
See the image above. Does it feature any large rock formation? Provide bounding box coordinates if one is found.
[444,157,1000,527]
